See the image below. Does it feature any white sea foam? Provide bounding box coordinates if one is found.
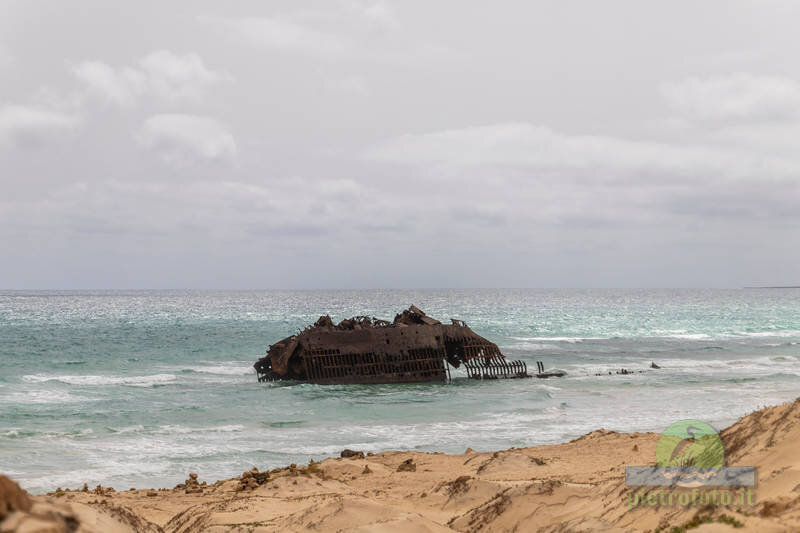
[107,425,145,434]
[736,330,800,338]
[564,354,800,378]
[22,374,177,387]
[185,363,255,376]
[151,424,245,435]
[661,330,800,341]
[537,384,562,392]
[12,457,175,494]
[665,333,715,340]
[511,330,800,342]
[0,390,95,404]
[502,342,561,351]
[510,336,588,343]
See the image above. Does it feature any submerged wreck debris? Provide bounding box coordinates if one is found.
[595,368,646,376]
[532,361,566,379]
[254,305,536,384]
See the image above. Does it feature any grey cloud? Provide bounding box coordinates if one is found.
[0,104,80,147]
[450,205,507,227]
[209,16,352,59]
[366,122,798,183]
[73,50,230,106]
[0,44,12,69]
[323,75,369,95]
[356,1,395,24]
[662,74,800,123]
[136,114,237,165]
[205,5,449,67]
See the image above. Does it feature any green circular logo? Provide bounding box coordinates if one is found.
[656,419,724,469]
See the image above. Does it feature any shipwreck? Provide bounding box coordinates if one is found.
[254,305,538,384]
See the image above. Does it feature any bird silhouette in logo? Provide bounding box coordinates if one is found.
[668,425,702,466]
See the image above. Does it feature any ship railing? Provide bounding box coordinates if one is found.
[464,357,529,379]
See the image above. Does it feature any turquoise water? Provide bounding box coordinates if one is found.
[1,289,799,493]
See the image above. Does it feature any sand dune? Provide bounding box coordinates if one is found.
[3,397,800,532]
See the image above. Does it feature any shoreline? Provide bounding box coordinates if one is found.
[3,397,800,532]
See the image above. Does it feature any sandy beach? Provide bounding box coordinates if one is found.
[3,397,799,532]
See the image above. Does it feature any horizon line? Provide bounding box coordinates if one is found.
[1,286,791,292]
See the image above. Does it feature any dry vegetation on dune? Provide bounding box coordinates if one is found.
[3,398,800,532]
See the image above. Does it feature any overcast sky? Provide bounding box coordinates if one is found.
[1,0,799,289]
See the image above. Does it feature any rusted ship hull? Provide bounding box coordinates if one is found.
[303,350,448,384]
[254,306,529,385]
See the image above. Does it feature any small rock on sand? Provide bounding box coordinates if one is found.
[396,459,416,472]
[340,449,365,459]
[0,474,32,520]
[236,468,270,491]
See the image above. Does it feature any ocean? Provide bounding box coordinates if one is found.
[1,289,798,493]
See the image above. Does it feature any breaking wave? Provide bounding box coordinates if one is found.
[181,363,255,376]
[22,374,177,387]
